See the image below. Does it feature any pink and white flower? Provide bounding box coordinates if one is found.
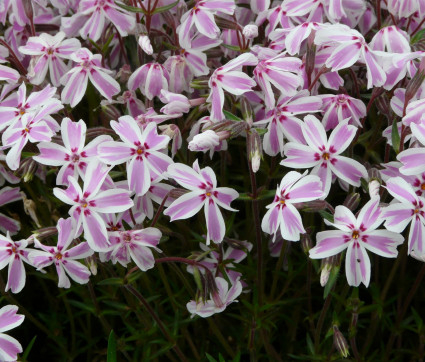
[34,117,112,185]
[127,62,169,100]
[18,31,81,86]
[281,115,368,197]
[309,197,404,287]
[29,217,94,288]
[0,232,32,293]
[60,48,120,107]
[208,53,258,121]
[0,305,25,362]
[186,277,242,318]
[397,123,425,175]
[53,162,134,251]
[383,177,425,255]
[102,228,162,271]
[261,171,323,242]
[98,116,173,196]
[164,160,239,244]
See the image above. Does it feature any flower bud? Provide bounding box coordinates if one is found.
[22,0,33,21]
[241,97,253,126]
[32,227,58,241]
[320,257,333,286]
[138,35,153,55]
[343,193,361,211]
[87,255,98,275]
[333,325,349,358]
[116,64,132,83]
[169,188,188,199]
[243,24,258,39]
[300,233,313,254]
[247,129,262,173]
[20,192,41,228]
[188,130,220,152]
[368,180,381,198]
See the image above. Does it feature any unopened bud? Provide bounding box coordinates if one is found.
[305,30,316,80]
[192,266,204,298]
[333,325,349,358]
[343,193,361,211]
[368,180,381,198]
[190,79,210,89]
[300,233,313,254]
[240,97,253,126]
[138,35,153,55]
[21,192,41,228]
[320,257,333,286]
[215,16,240,30]
[243,24,258,39]
[32,226,58,241]
[116,64,132,83]
[169,188,188,199]
[87,255,97,275]
[188,130,220,152]
[405,60,425,107]
[294,199,327,211]
[248,129,262,173]
[22,0,33,21]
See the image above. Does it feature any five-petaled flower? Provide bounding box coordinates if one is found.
[309,197,404,287]
[164,160,239,244]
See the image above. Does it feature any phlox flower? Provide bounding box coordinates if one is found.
[178,0,235,46]
[208,53,258,121]
[319,93,366,130]
[60,48,120,107]
[18,31,81,86]
[164,160,239,245]
[29,218,93,288]
[262,171,323,242]
[100,228,162,271]
[62,0,135,42]
[0,83,62,132]
[0,232,32,293]
[255,90,322,156]
[0,45,19,84]
[281,115,368,197]
[383,177,425,255]
[0,305,25,362]
[127,62,169,100]
[0,187,21,234]
[309,197,404,287]
[186,277,242,318]
[34,117,112,185]
[314,24,386,89]
[253,53,303,110]
[397,122,425,175]
[98,116,173,196]
[369,26,411,54]
[53,162,134,251]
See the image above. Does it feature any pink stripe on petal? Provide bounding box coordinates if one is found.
[92,189,133,213]
[0,334,23,361]
[326,41,361,71]
[261,204,280,236]
[129,244,155,271]
[89,68,120,100]
[194,10,219,38]
[408,216,425,254]
[357,197,382,230]
[385,177,418,204]
[62,259,91,284]
[205,199,225,244]
[34,142,69,166]
[309,230,349,258]
[66,242,94,259]
[302,115,328,151]
[362,230,403,257]
[61,70,89,107]
[286,175,323,202]
[279,203,305,241]
[345,242,370,287]
[62,118,86,152]
[398,148,425,176]
[6,256,25,293]
[330,156,367,186]
[328,121,357,154]
[128,156,151,196]
[82,211,110,252]
[0,305,24,333]
[164,192,205,221]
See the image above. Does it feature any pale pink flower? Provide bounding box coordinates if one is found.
[319,93,366,130]
[310,197,404,287]
[208,53,258,121]
[0,305,25,362]
[243,24,258,39]
[29,218,93,288]
[60,48,120,107]
[164,160,239,244]
[281,116,368,197]
[397,123,425,175]
[255,90,322,156]
[0,232,32,293]
[188,130,221,152]
[186,277,242,318]
[34,118,112,185]
[61,0,135,41]
[128,62,169,100]
[262,171,323,241]
[383,177,425,255]
[98,116,173,196]
[253,53,303,109]
[314,24,386,89]
[178,0,235,46]
[53,162,134,251]
[102,228,162,271]
[18,31,81,86]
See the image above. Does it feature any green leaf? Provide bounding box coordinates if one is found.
[221,44,241,52]
[223,110,243,122]
[319,210,334,223]
[115,1,146,13]
[21,335,37,361]
[152,0,180,14]
[255,128,267,136]
[411,29,425,44]
[97,278,124,286]
[206,353,218,362]
[391,118,400,154]
[107,330,117,362]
